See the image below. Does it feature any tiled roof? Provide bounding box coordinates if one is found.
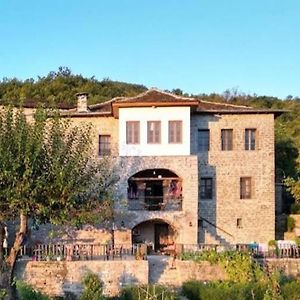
[113,89,198,104]
[3,89,285,117]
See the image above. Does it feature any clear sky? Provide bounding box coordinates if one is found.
[0,0,299,98]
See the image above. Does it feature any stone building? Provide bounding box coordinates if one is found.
[58,89,282,249]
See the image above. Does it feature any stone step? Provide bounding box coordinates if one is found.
[148,255,180,285]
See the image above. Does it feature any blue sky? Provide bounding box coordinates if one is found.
[0,0,299,98]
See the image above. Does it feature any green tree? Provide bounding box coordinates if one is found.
[0,107,114,300]
[285,157,300,203]
[0,67,146,106]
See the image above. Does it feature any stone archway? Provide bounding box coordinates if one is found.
[127,168,182,211]
[132,219,176,253]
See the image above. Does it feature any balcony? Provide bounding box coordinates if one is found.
[127,168,183,211]
[128,196,183,211]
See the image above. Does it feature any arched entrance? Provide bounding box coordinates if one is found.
[127,168,182,211]
[132,219,176,253]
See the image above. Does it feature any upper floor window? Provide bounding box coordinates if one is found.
[99,135,111,156]
[240,177,252,199]
[147,121,161,144]
[169,121,182,143]
[221,129,233,151]
[245,129,256,150]
[198,129,210,151]
[200,178,213,199]
[126,121,140,144]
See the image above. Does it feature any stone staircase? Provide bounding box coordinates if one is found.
[199,228,232,247]
[148,255,180,286]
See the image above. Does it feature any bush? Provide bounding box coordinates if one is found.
[16,281,49,300]
[287,216,296,232]
[80,272,104,300]
[121,284,177,300]
[290,202,300,214]
[182,280,267,300]
[281,281,300,300]
[179,251,266,283]
[0,289,6,300]
[268,240,277,247]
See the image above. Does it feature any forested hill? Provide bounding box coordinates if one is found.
[0,67,299,179]
[0,67,147,106]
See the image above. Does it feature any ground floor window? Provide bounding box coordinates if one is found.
[200,178,213,199]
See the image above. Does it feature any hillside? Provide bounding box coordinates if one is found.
[0,67,147,107]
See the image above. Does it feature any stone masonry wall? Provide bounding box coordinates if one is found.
[16,260,148,298]
[16,259,227,298]
[191,114,275,244]
[114,156,199,245]
[69,116,119,157]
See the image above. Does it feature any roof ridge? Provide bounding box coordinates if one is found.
[114,88,197,103]
[198,99,253,109]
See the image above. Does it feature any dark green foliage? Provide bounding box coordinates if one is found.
[0,67,146,106]
[80,272,104,300]
[279,281,300,300]
[290,203,300,214]
[16,281,49,300]
[182,280,267,300]
[0,289,6,300]
[287,216,296,232]
[121,285,177,300]
[179,251,266,283]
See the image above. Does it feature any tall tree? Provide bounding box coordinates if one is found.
[285,157,300,203]
[0,107,114,299]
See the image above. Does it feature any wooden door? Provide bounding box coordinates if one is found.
[154,223,169,252]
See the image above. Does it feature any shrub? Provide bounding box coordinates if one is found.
[121,284,177,300]
[180,250,266,283]
[287,216,296,232]
[0,289,6,300]
[281,281,300,300]
[16,280,49,300]
[290,202,300,214]
[182,280,267,300]
[268,240,277,247]
[295,237,300,246]
[80,272,104,300]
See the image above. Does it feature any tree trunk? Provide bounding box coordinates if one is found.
[0,222,4,271]
[0,221,6,290]
[0,221,11,300]
[2,213,28,300]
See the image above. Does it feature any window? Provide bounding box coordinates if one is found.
[237,218,242,228]
[168,121,182,143]
[98,135,111,156]
[240,177,252,199]
[245,129,256,150]
[200,178,213,199]
[221,129,233,150]
[126,121,140,144]
[198,219,204,228]
[198,130,210,151]
[147,121,161,144]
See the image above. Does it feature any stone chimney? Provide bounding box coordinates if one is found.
[76,92,88,113]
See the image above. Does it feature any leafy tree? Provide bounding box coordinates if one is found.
[0,67,146,106]
[285,158,300,204]
[0,107,114,299]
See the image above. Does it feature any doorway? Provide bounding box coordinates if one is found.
[154,223,169,252]
[132,220,175,253]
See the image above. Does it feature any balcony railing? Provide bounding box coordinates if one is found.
[128,196,183,211]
